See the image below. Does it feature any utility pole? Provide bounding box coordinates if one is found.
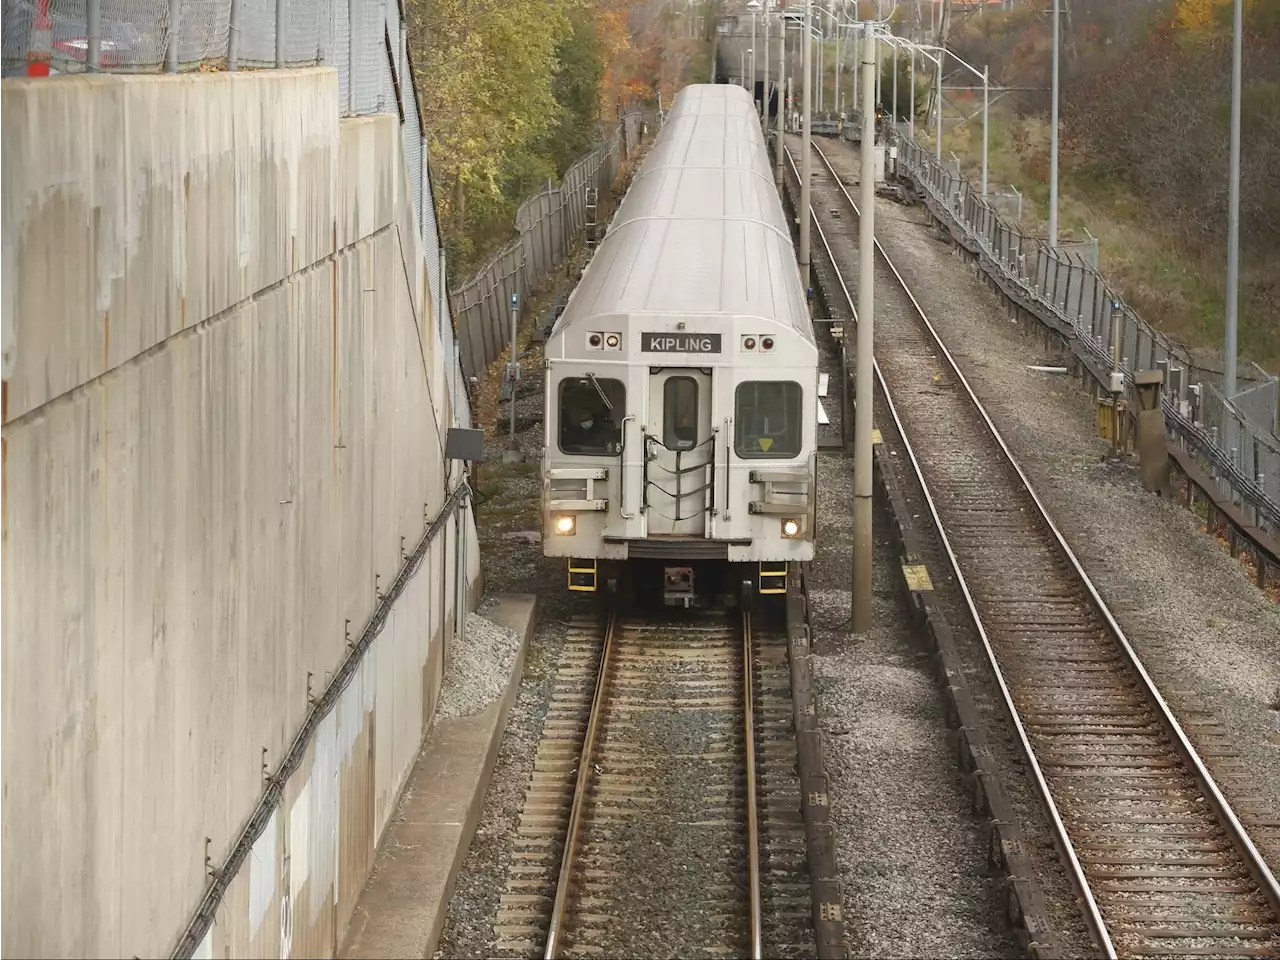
[776,9,786,188]
[763,11,770,123]
[1224,0,1243,400]
[800,0,813,293]
[981,63,989,195]
[852,24,875,634]
[752,12,758,108]
[909,44,915,138]
[934,34,942,160]
[852,22,858,114]
[1049,0,1060,245]
[892,33,898,120]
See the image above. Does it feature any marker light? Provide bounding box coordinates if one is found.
[781,518,800,538]
[554,514,577,535]
[605,333,620,348]
[762,337,775,351]
[743,337,757,350]
[588,333,602,347]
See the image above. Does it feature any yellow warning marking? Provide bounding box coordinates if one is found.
[759,437,774,452]
[872,429,883,445]
[902,564,933,592]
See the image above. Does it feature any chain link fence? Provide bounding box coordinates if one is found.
[892,127,1280,533]
[449,110,652,381]
[2,0,474,430]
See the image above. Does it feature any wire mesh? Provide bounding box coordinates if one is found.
[449,111,652,381]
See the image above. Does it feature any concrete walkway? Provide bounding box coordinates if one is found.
[339,594,537,959]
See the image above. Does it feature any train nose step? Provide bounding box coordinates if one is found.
[758,562,788,595]
[568,558,597,592]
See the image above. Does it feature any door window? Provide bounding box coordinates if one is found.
[663,376,699,450]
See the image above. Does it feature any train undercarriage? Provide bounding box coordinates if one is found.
[567,556,794,607]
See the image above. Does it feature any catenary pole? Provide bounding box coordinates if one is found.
[852,23,876,633]
[800,0,813,294]
[1224,0,1243,400]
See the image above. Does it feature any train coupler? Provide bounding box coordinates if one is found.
[663,566,695,608]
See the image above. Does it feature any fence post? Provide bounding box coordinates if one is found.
[348,0,358,114]
[275,0,284,67]
[87,0,101,70]
[165,0,181,72]
[228,0,241,69]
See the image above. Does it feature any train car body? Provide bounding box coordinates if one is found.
[541,83,818,604]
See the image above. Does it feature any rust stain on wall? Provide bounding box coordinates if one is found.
[2,379,7,543]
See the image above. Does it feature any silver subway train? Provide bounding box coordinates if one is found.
[541,83,818,605]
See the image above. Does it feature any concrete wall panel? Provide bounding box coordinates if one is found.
[2,69,481,959]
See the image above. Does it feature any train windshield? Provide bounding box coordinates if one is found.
[559,377,626,455]
[734,381,802,458]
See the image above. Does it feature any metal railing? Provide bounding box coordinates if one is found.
[448,110,653,380]
[3,0,472,429]
[891,126,1280,532]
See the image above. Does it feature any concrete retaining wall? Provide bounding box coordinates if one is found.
[1,68,481,958]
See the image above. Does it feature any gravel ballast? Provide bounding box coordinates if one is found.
[808,453,1025,959]
[818,135,1280,875]
[435,604,525,721]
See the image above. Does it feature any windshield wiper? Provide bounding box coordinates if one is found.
[586,373,614,412]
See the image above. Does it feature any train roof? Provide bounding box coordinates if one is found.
[551,84,813,343]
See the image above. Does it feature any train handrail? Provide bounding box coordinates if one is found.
[619,414,637,520]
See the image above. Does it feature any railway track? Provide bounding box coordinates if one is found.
[494,606,813,960]
[788,138,1280,959]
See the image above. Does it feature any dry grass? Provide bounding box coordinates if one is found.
[923,109,1280,372]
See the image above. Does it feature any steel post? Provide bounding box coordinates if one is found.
[166,0,180,72]
[1224,0,1243,400]
[934,39,942,160]
[800,0,813,293]
[892,35,898,121]
[1049,0,1060,245]
[909,45,915,138]
[275,0,285,67]
[752,13,757,110]
[87,0,101,70]
[853,39,876,634]
[228,0,241,69]
[852,24,858,114]
[764,12,770,124]
[982,64,989,195]
[776,14,785,188]
[835,16,842,115]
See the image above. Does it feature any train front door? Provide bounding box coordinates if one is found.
[645,369,714,537]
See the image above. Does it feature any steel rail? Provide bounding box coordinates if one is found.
[808,137,1280,916]
[543,610,619,960]
[743,605,764,960]
[783,141,1110,958]
[793,138,1280,951]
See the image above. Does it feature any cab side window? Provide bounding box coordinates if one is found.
[559,377,626,455]
[734,381,802,458]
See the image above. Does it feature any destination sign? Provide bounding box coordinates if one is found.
[641,333,723,354]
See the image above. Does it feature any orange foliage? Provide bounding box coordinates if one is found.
[1174,0,1259,32]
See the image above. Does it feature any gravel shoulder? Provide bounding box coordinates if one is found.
[434,246,602,959]
[809,452,1024,960]
[818,135,1280,871]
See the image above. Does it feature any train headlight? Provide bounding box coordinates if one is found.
[554,514,577,536]
[781,518,801,538]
